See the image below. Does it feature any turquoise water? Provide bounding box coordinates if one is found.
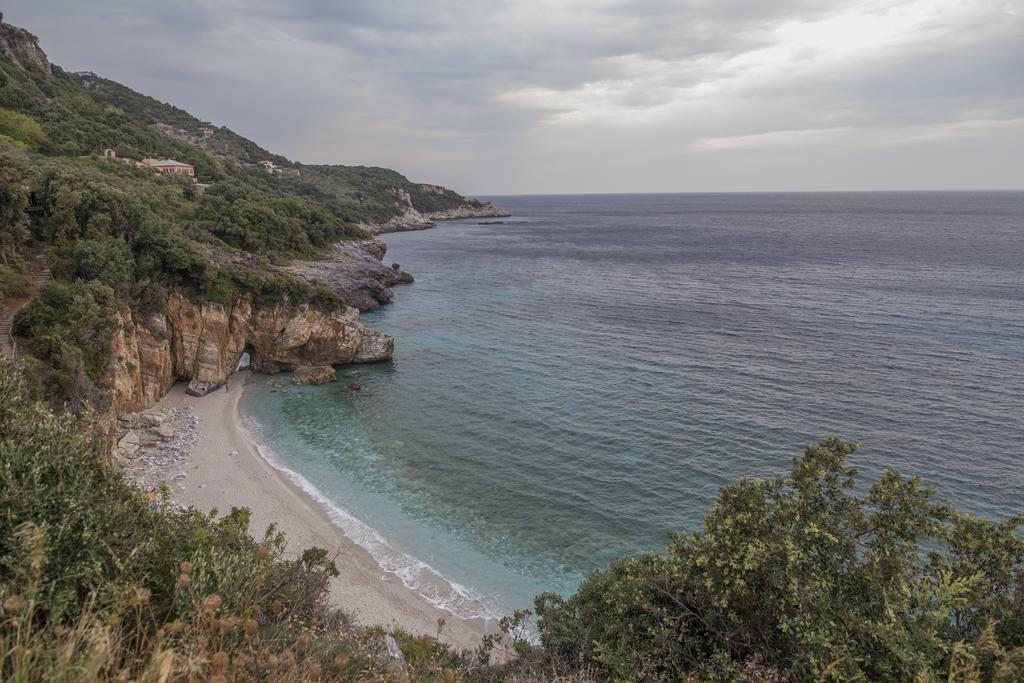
[240,192,1024,619]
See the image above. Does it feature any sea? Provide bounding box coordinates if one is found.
[239,192,1024,621]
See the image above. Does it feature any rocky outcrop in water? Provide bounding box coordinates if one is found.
[423,204,510,221]
[288,240,414,311]
[111,291,393,411]
[292,365,336,385]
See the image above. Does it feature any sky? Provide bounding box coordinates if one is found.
[5,0,1024,194]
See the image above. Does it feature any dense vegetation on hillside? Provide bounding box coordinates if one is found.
[0,21,482,412]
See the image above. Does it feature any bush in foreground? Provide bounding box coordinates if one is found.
[519,438,1024,681]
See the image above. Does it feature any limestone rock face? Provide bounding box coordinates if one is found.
[364,185,510,234]
[111,291,394,408]
[287,240,414,311]
[166,293,250,396]
[292,365,337,385]
[112,310,174,413]
[365,189,436,234]
[0,23,51,74]
[249,302,392,371]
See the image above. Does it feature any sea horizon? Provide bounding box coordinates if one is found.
[471,189,1024,198]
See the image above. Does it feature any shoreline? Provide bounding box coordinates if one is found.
[150,379,496,651]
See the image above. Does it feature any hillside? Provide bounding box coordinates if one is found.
[0,18,502,416]
[0,21,503,231]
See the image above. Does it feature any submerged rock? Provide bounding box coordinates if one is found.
[292,365,337,385]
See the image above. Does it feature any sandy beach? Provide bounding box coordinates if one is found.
[149,378,493,651]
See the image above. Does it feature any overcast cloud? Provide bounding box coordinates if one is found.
[5,0,1023,193]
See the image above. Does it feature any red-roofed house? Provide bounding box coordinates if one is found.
[141,158,196,181]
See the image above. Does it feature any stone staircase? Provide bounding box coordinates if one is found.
[1,255,52,362]
[0,312,13,362]
[33,254,52,289]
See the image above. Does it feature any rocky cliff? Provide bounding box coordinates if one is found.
[287,240,413,311]
[0,21,51,73]
[110,291,393,412]
[366,186,509,234]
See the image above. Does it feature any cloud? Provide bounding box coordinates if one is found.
[4,0,1023,192]
[693,117,1024,151]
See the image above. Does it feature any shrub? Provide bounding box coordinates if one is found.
[11,280,118,410]
[0,264,30,306]
[0,108,47,150]
[50,236,134,295]
[526,437,1024,681]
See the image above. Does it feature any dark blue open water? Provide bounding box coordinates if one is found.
[240,192,1024,619]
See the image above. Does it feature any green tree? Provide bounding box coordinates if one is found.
[0,108,47,150]
[0,164,30,264]
[50,235,134,295]
[12,281,118,410]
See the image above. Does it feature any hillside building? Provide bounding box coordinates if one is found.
[141,158,196,181]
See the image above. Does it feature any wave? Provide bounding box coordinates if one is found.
[236,415,502,623]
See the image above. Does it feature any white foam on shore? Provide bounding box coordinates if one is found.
[238,416,502,623]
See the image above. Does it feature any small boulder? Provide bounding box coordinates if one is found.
[138,412,164,428]
[380,635,408,675]
[292,366,337,385]
[154,423,175,440]
[186,379,220,397]
[118,430,140,448]
[117,431,141,458]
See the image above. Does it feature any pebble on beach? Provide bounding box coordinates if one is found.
[114,406,199,509]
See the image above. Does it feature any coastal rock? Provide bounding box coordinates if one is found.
[248,302,393,371]
[111,311,175,413]
[363,184,509,234]
[155,423,176,440]
[115,406,199,505]
[288,240,413,312]
[111,290,395,412]
[368,188,436,234]
[292,365,337,385]
[185,380,220,397]
[169,294,250,392]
